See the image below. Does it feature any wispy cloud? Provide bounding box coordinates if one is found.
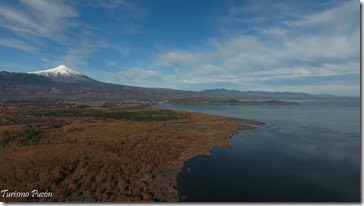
[106,61,118,67]
[55,40,100,69]
[0,0,78,42]
[121,0,359,95]
[0,0,359,95]
[0,0,145,72]
[107,67,179,89]
[284,0,357,31]
[155,51,202,67]
[0,37,37,52]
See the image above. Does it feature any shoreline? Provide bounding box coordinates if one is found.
[174,126,258,202]
[154,108,265,201]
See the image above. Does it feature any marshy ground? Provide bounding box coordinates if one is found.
[0,102,264,202]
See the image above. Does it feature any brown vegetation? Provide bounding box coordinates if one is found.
[0,102,264,202]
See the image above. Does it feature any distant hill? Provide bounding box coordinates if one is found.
[202,89,334,100]
[169,97,299,105]
[0,71,53,86]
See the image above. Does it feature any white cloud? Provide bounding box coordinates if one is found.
[285,0,358,31]
[0,37,37,52]
[151,30,359,84]
[212,36,278,69]
[0,0,78,42]
[283,32,359,62]
[55,41,99,69]
[136,0,359,95]
[259,27,288,37]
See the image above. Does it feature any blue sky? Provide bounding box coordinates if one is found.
[0,0,360,96]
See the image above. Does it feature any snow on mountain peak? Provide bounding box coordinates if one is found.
[31,65,80,77]
[28,65,96,83]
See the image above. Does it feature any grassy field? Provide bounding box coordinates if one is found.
[34,109,191,121]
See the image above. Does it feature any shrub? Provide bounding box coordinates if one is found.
[0,128,42,146]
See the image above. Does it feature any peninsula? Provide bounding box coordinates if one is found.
[0,102,264,202]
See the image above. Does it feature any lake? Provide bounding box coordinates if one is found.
[154,99,361,202]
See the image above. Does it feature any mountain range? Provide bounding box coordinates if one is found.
[0,65,335,102]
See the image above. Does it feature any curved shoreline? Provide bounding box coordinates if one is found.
[151,107,265,201]
[175,129,254,201]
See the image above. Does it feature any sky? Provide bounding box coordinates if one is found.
[0,0,360,96]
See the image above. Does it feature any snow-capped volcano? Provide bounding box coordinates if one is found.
[30,65,96,83]
[32,65,80,76]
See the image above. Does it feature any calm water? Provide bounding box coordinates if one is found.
[154,99,361,202]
